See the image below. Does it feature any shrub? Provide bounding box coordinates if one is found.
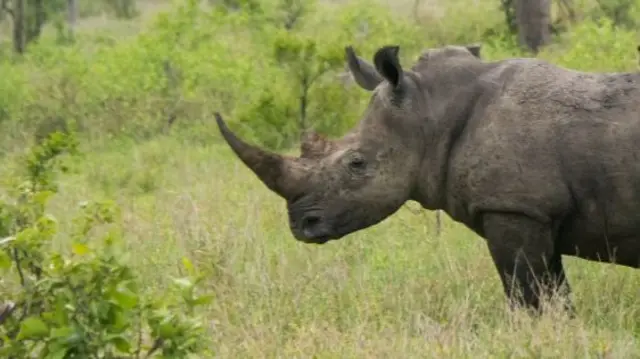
[0,0,437,152]
[0,131,213,358]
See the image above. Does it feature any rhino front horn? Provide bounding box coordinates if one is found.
[214,112,304,200]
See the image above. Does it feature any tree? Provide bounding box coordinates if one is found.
[1,0,68,54]
[1,0,25,53]
[515,0,552,54]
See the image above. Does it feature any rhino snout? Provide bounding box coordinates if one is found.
[293,213,333,244]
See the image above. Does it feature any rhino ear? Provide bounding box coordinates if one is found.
[373,45,403,88]
[300,130,329,159]
[345,46,383,91]
[465,44,482,59]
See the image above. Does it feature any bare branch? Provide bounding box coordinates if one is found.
[12,248,25,287]
[145,338,164,358]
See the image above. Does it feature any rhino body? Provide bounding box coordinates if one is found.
[215,43,640,313]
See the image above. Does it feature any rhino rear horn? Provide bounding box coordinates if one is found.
[300,130,329,159]
[345,45,383,91]
[214,112,304,200]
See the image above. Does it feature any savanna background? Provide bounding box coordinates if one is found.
[1,0,640,357]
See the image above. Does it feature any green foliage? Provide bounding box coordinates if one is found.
[548,16,638,71]
[0,131,212,357]
[1,0,639,154]
[587,0,640,28]
[0,0,435,152]
[232,5,346,147]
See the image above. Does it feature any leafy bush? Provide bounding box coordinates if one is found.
[0,131,213,358]
[587,0,640,28]
[0,0,437,152]
[543,16,637,71]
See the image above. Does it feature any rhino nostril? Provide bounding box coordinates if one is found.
[302,215,321,229]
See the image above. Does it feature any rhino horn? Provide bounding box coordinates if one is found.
[214,112,305,200]
[300,130,330,159]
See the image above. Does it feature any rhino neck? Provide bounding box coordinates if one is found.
[410,61,495,212]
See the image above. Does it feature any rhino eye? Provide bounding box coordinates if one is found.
[349,158,366,170]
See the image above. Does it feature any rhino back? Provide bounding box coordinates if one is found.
[448,59,640,263]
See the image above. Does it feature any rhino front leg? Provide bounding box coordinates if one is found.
[482,212,574,314]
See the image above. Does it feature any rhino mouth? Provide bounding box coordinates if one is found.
[290,211,356,244]
[292,214,341,244]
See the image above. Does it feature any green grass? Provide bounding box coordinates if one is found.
[35,133,638,357]
[3,0,640,357]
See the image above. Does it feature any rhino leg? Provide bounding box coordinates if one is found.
[482,213,574,315]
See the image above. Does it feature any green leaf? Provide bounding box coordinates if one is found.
[0,250,12,270]
[172,277,193,289]
[16,316,49,340]
[33,190,55,207]
[109,335,132,353]
[44,347,69,359]
[109,309,130,332]
[110,283,139,309]
[36,214,58,235]
[71,243,90,256]
[190,294,214,307]
[158,318,178,338]
[50,326,75,339]
[181,256,195,276]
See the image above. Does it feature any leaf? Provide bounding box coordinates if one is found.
[44,347,69,359]
[0,250,12,270]
[109,309,130,332]
[108,335,132,353]
[190,294,214,307]
[158,319,178,338]
[110,284,139,309]
[71,243,90,256]
[181,256,195,276]
[16,316,49,340]
[33,190,55,207]
[172,277,193,289]
[50,326,75,339]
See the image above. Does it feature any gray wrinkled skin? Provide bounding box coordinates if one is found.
[215,43,640,314]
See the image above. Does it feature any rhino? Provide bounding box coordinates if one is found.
[214,43,640,314]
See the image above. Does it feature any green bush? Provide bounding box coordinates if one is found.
[1,0,639,155]
[547,16,637,71]
[0,0,439,152]
[586,0,640,28]
[0,131,213,358]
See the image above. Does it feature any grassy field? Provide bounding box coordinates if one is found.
[48,134,640,357]
[2,0,640,357]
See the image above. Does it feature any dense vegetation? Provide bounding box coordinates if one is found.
[1,0,640,357]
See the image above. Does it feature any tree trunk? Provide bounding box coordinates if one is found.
[12,0,25,54]
[26,0,46,44]
[515,0,551,54]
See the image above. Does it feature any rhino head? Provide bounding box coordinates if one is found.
[216,43,482,244]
